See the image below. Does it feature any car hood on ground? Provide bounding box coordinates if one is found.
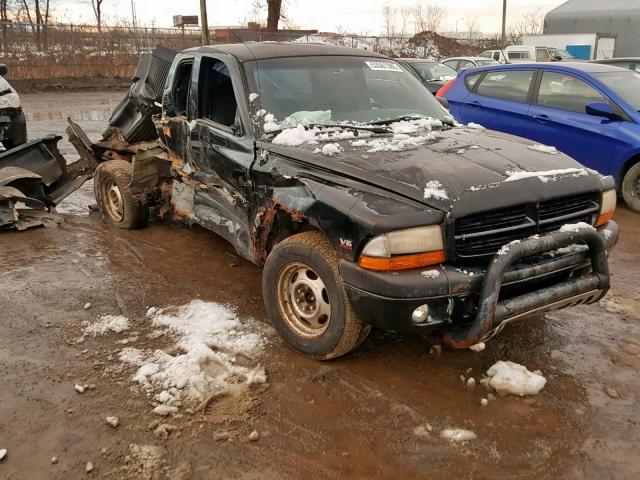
[267,126,605,215]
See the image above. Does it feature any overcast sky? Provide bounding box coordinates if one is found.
[52,0,567,34]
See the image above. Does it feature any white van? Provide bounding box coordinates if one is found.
[479,50,507,63]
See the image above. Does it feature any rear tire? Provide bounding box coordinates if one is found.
[262,231,370,360]
[622,162,640,212]
[94,160,149,229]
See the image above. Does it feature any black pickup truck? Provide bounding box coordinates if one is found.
[67,43,619,359]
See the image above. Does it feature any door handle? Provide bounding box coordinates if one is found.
[533,114,550,124]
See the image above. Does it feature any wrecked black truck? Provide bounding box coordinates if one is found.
[68,43,619,359]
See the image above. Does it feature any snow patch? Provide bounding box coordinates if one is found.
[497,240,521,256]
[466,122,485,130]
[321,143,343,156]
[504,168,587,183]
[248,93,259,102]
[119,300,266,412]
[560,222,595,233]
[84,315,130,336]
[527,144,558,155]
[440,428,477,443]
[421,270,440,279]
[423,180,449,201]
[486,361,546,396]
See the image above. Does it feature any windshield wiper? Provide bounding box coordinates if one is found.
[371,115,455,128]
[267,123,392,136]
[306,123,392,134]
[370,115,425,125]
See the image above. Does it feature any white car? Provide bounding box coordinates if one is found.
[0,64,27,150]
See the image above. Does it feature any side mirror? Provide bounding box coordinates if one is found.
[436,96,449,110]
[585,102,622,121]
[0,64,7,76]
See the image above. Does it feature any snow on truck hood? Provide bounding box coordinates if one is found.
[266,124,604,213]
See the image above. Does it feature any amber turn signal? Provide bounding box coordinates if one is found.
[358,250,446,272]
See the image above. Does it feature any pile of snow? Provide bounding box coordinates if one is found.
[423,180,449,201]
[119,300,265,411]
[320,143,343,156]
[504,168,587,183]
[559,222,595,233]
[528,144,558,155]
[421,269,440,279]
[84,315,130,336]
[248,93,259,102]
[263,113,280,133]
[486,361,546,397]
[440,428,477,443]
[466,122,485,130]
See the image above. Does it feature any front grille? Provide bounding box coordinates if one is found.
[454,192,600,259]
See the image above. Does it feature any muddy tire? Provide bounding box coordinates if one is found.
[622,162,640,212]
[262,231,370,360]
[94,160,149,229]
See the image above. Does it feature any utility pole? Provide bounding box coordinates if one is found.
[501,0,507,49]
[200,0,210,45]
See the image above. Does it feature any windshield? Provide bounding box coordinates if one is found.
[551,48,575,60]
[593,70,640,111]
[410,62,456,82]
[245,56,450,129]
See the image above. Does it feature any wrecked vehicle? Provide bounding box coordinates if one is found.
[0,64,27,150]
[0,135,95,230]
[69,43,619,359]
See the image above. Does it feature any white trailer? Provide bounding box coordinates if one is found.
[521,34,616,60]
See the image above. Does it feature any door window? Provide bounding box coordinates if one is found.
[443,60,459,71]
[475,70,534,102]
[536,48,550,62]
[493,52,501,61]
[536,71,607,113]
[508,51,530,60]
[197,57,238,128]
[171,61,193,117]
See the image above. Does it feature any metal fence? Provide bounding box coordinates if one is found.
[0,22,491,80]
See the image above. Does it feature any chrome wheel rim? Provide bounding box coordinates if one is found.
[276,262,331,338]
[103,179,124,222]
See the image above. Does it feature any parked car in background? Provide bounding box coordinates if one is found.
[480,50,507,63]
[502,45,576,63]
[396,58,457,94]
[438,62,640,211]
[442,57,500,71]
[591,57,640,73]
[0,65,27,150]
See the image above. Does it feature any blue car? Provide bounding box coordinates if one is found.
[438,62,640,211]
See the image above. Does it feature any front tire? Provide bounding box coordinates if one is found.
[94,160,149,229]
[622,162,640,212]
[262,231,370,360]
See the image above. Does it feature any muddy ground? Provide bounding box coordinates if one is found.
[1,91,639,479]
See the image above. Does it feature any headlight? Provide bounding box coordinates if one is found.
[359,225,445,271]
[596,189,616,227]
[0,91,20,109]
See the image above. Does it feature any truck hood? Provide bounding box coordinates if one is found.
[267,126,605,214]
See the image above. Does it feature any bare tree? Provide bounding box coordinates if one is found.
[19,0,51,50]
[88,0,106,32]
[414,2,447,34]
[266,0,283,32]
[465,15,479,42]
[398,5,412,40]
[509,8,544,42]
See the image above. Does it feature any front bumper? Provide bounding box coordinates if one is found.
[340,221,619,348]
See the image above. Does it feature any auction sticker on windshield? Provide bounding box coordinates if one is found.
[365,61,403,72]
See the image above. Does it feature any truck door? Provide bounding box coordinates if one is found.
[187,54,256,260]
